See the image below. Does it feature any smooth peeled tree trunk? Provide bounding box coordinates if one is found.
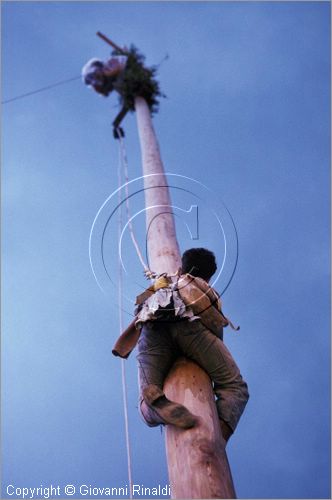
[164,359,236,499]
[134,96,236,499]
[134,96,181,275]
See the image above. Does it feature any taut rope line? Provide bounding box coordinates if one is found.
[117,140,133,498]
[117,130,149,273]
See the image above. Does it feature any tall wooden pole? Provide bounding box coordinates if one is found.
[134,96,236,499]
[134,96,181,275]
[164,360,236,499]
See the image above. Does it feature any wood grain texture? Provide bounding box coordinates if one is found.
[165,358,236,499]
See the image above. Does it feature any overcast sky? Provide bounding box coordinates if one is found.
[2,2,331,499]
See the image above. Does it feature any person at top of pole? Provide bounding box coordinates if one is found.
[82,45,163,139]
[113,248,249,445]
[82,56,127,96]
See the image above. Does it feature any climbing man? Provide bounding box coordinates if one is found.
[82,45,163,139]
[113,247,249,444]
[82,55,128,138]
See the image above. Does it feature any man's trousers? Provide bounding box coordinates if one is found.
[136,319,249,432]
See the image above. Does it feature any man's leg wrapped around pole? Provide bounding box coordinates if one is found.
[172,320,249,434]
[136,319,249,499]
[137,321,198,429]
[164,321,249,499]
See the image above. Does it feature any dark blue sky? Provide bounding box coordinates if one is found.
[2,2,330,499]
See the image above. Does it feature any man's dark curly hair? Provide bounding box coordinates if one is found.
[181,248,217,282]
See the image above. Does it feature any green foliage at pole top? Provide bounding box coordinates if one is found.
[113,45,165,114]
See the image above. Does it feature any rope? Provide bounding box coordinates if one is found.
[117,130,149,273]
[2,75,81,104]
[117,145,133,498]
